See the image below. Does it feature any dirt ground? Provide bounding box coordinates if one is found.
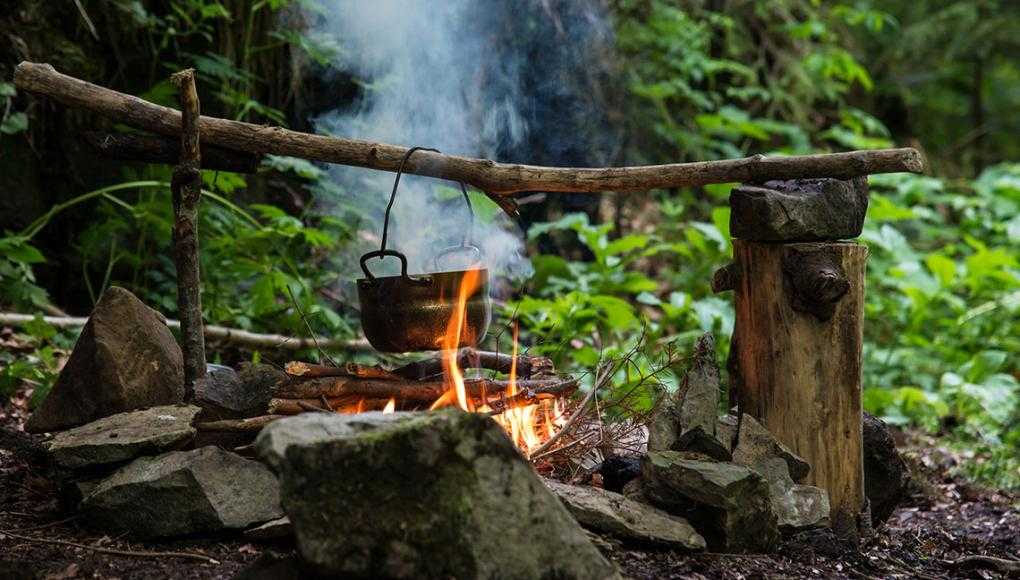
[1,383,1017,580]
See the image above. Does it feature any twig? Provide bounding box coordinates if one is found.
[285,286,338,367]
[6,516,78,533]
[944,555,1020,576]
[0,312,370,352]
[527,361,615,459]
[0,531,220,564]
[194,415,285,432]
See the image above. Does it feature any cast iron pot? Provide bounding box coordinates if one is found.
[356,147,491,353]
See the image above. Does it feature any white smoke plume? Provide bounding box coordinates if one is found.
[308,0,613,287]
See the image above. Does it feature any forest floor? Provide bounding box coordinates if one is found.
[1,382,1017,580]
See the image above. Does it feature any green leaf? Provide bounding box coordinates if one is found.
[925,253,957,287]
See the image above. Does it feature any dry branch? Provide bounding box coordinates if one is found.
[83,131,261,174]
[390,348,554,380]
[0,531,220,564]
[0,312,370,352]
[16,61,925,195]
[169,69,206,390]
[194,414,285,432]
[272,376,578,403]
[285,361,401,381]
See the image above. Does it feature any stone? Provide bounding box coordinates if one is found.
[245,516,293,541]
[729,177,869,242]
[776,484,830,530]
[597,455,642,493]
[641,451,779,553]
[729,413,810,482]
[195,363,281,421]
[648,333,720,453]
[82,446,282,538]
[26,286,185,433]
[545,479,706,551]
[676,334,720,437]
[46,405,199,471]
[863,412,908,524]
[675,426,732,461]
[257,411,618,579]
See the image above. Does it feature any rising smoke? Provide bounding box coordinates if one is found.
[310,0,615,286]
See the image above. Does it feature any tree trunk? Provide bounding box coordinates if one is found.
[730,240,868,538]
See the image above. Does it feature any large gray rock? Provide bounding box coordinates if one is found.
[257,411,617,579]
[642,451,779,553]
[47,405,199,471]
[82,446,282,538]
[729,177,869,242]
[863,412,908,524]
[648,333,720,453]
[27,287,185,433]
[545,479,705,551]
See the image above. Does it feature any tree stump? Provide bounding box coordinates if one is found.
[728,239,869,537]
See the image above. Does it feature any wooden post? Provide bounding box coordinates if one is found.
[729,240,869,537]
[170,69,206,392]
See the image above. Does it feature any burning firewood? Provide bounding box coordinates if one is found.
[271,376,578,406]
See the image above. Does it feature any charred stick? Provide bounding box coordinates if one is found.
[268,397,389,415]
[194,415,285,432]
[82,131,261,174]
[16,62,925,196]
[169,69,206,391]
[390,348,555,380]
[272,376,578,402]
[285,360,402,381]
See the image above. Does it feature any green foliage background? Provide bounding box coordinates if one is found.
[1,0,1017,488]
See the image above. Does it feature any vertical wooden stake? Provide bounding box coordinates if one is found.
[170,69,206,391]
[730,239,869,538]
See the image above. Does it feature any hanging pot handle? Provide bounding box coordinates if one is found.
[359,146,437,281]
[360,249,409,281]
[432,181,484,270]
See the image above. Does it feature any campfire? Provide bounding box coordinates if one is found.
[261,264,577,457]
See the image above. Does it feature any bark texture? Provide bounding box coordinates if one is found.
[170,69,206,391]
[730,240,868,539]
[83,131,261,173]
[16,62,925,195]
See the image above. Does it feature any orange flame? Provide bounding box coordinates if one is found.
[430,267,484,412]
[383,397,396,413]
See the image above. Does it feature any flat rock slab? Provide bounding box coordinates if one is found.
[83,446,282,538]
[27,286,185,433]
[47,405,199,471]
[642,451,779,553]
[257,411,618,579]
[245,516,292,541]
[730,177,868,242]
[545,479,706,551]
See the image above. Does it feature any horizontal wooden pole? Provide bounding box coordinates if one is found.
[82,131,261,174]
[16,61,925,195]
